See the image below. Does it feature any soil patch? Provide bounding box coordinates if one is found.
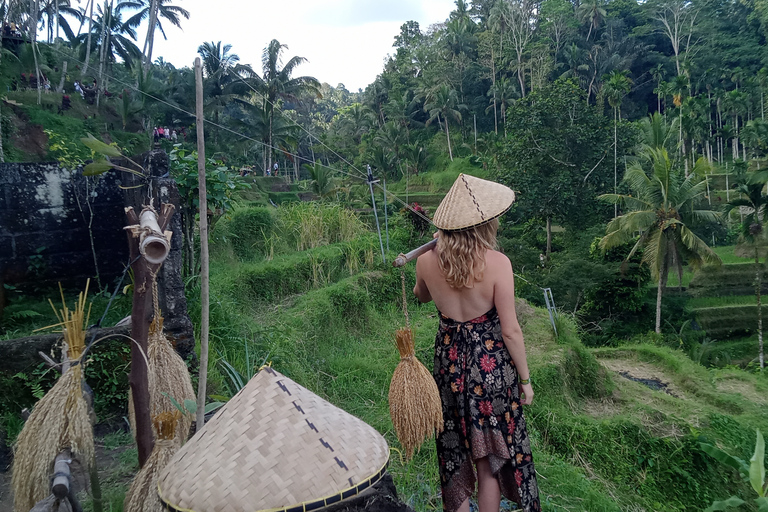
[270,182,291,192]
[598,358,684,398]
[716,377,768,406]
[6,102,47,160]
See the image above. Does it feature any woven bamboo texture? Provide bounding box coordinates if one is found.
[157,367,389,512]
[433,174,516,231]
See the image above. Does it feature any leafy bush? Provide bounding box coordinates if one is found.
[226,207,275,260]
[85,338,131,419]
[229,237,378,302]
[563,343,614,399]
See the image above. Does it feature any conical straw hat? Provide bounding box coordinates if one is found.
[157,367,389,512]
[432,174,516,231]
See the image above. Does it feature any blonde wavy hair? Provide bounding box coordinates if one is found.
[437,218,499,289]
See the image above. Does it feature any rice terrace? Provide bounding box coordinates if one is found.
[0,0,767,511]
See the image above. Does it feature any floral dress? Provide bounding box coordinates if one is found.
[433,307,541,512]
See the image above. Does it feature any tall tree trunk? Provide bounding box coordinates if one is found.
[491,48,498,135]
[142,0,159,72]
[95,0,108,107]
[56,60,67,92]
[757,245,764,369]
[0,35,4,163]
[614,107,618,218]
[655,252,669,334]
[443,114,453,161]
[31,0,41,105]
[546,216,552,262]
[54,0,58,41]
[83,0,94,77]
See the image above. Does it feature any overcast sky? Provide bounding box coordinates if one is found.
[150,0,456,92]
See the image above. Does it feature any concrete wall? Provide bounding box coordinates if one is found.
[0,162,127,287]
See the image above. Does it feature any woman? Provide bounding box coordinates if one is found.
[414,174,540,512]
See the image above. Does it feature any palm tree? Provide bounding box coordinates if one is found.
[671,74,690,166]
[75,0,142,84]
[599,148,721,333]
[122,0,189,71]
[638,112,679,158]
[250,39,320,174]
[303,163,337,199]
[604,70,632,217]
[486,76,517,137]
[197,41,244,144]
[423,83,465,161]
[652,64,665,113]
[577,0,606,41]
[725,174,768,369]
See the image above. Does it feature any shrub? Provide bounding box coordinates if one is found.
[227,207,275,260]
[563,343,614,399]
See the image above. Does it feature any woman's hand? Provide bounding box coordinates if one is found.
[519,382,534,405]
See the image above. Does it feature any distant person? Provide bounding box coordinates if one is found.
[158,126,165,139]
[164,127,170,139]
[171,129,177,142]
[74,81,84,99]
[153,128,160,143]
[272,162,278,176]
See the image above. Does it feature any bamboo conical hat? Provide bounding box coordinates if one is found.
[433,174,516,231]
[157,366,389,512]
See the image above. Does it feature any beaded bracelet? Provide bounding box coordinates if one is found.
[519,377,531,385]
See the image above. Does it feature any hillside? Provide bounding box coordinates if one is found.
[184,203,768,511]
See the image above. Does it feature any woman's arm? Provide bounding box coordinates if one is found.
[413,254,433,304]
[494,255,534,404]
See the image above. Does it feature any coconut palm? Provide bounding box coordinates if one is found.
[578,0,606,41]
[303,163,337,199]
[604,70,632,217]
[122,0,189,71]
[197,41,248,144]
[599,148,721,333]
[423,83,465,161]
[638,112,678,153]
[651,64,665,113]
[75,1,142,74]
[249,39,320,174]
[724,174,768,369]
[486,76,517,137]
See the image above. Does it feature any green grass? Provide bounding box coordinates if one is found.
[688,295,758,308]
[712,245,755,264]
[192,237,768,511]
[387,158,488,195]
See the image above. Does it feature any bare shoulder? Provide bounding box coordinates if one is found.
[416,245,439,270]
[486,250,512,271]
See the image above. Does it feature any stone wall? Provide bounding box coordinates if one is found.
[0,162,127,287]
[0,151,195,369]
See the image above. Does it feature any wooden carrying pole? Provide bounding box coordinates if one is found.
[392,239,437,268]
[194,57,210,432]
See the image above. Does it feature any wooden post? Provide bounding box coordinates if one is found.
[125,204,175,467]
[194,57,210,432]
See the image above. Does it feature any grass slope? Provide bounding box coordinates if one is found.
[197,248,768,511]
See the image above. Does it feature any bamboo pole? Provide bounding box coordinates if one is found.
[194,57,210,432]
[393,239,437,267]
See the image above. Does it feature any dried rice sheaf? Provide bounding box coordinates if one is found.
[388,327,444,460]
[12,283,95,512]
[129,317,195,443]
[124,411,181,512]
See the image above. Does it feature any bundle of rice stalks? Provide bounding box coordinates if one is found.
[388,326,444,460]
[129,316,195,443]
[12,283,95,512]
[124,411,181,512]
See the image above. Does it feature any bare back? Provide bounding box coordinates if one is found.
[414,247,511,322]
